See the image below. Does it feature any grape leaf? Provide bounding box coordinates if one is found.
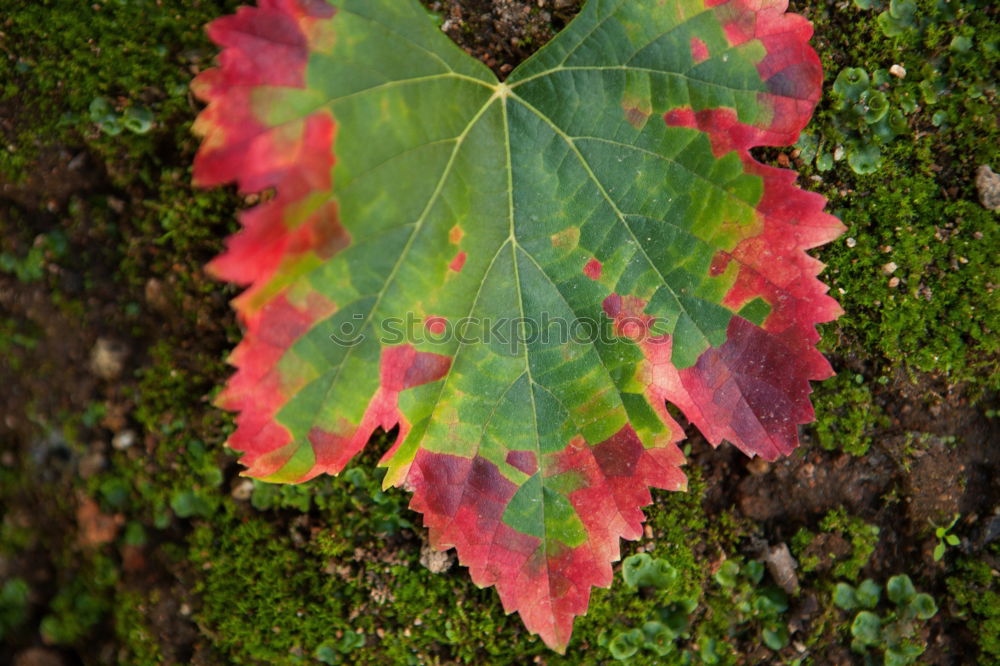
[192,0,843,651]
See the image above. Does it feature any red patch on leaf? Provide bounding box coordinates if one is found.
[449,251,467,272]
[656,0,843,461]
[302,344,452,479]
[506,450,538,475]
[602,293,655,340]
[193,1,344,316]
[623,105,651,129]
[699,0,823,145]
[583,258,602,280]
[220,290,336,477]
[425,316,448,335]
[640,318,823,461]
[690,36,709,63]
[408,426,685,653]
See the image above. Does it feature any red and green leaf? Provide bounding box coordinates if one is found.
[193,0,842,651]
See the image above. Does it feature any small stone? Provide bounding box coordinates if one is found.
[89,338,129,380]
[889,277,901,288]
[846,237,857,248]
[231,479,254,501]
[419,542,454,574]
[180,602,192,616]
[144,278,170,312]
[112,429,137,451]
[747,457,771,475]
[764,542,800,594]
[882,261,898,274]
[976,165,1000,211]
[889,64,906,78]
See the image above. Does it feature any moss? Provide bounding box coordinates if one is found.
[0,0,243,182]
[184,459,733,665]
[792,508,880,582]
[946,544,1000,661]
[113,590,166,664]
[800,0,1000,393]
[809,371,890,456]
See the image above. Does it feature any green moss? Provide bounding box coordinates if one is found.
[113,590,166,664]
[792,508,880,582]
[0,0,243,182]
[184,460,731,665]
[802,0,1000,393]
[810,371,890,456]
[947,544,1000,661]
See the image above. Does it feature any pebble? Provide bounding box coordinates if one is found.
[976,165,1000,211]
[882,261,898,274]
[89,338,129,380]
[112,429,137,451]
[419,542,454,574]
[889,64,906,78]
[889,277,901,288]
[764,542,800,594]
[231,479,254,501]
[846,237,857,248]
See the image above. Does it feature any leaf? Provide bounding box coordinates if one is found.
[762,624,789,651]
[833,582,858,611]
[887,574,917,605]
[192,0,842,652]
[622,552,677,589]
[855,578,882,609]
[714,560,742,588]
[910,592,938,620]
[850,610,882,646]
[609,628,645,660]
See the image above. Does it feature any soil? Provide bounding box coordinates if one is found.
[1,1,997,664]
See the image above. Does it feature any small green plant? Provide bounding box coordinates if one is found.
[804,66,910,175]
[932,514,961,561]
[167,439,223,521]
[713,559,791,652]
[89,97,154,136]
[604,553,699,661]
[0,230,68,283]
[833,574,938,664]
[0,578,30,640]
[623,552,679,589]
[314,631,366,664]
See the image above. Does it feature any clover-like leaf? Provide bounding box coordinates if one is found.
[193,0,842,651]
[887,574,917,605]
[851,610,882,646]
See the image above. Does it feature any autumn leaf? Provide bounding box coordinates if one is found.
[192,0,842,651]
